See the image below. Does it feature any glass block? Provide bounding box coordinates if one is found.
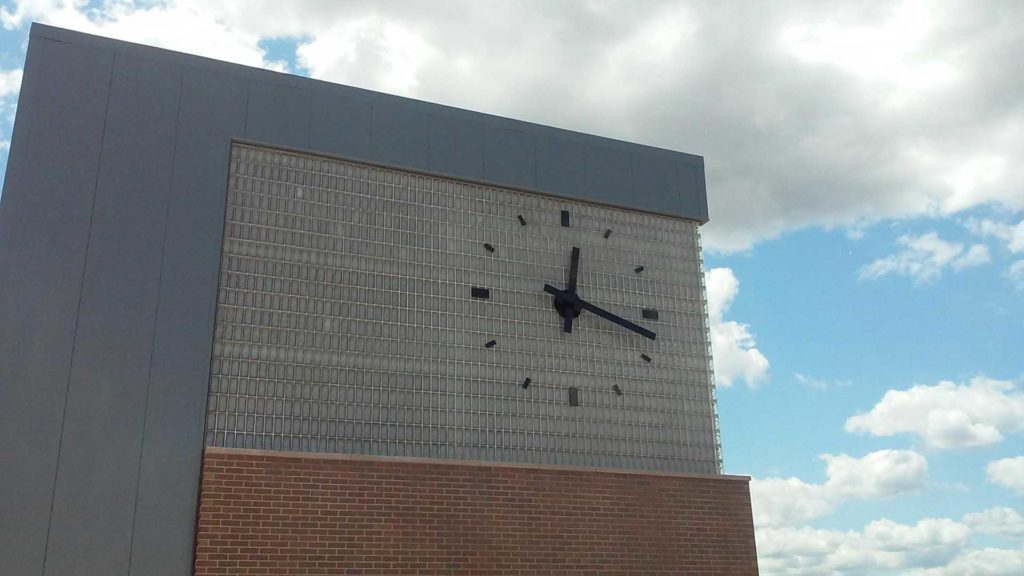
[204,143,721,473]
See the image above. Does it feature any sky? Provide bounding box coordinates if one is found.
[0,1,1022,574]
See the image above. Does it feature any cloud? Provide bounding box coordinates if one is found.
[963,507,1024,539]
[757,504,1024,574]
[1,1,1023,252]
[704,267,769,388]
[751,449,927,528]
[911,548,1024,576]
[987,457,1024,495]
[758,518,971,575]
[845,377,1024,449]
[858,232,990,284]
[795,373,850,391]
[1,0,284,70]
[822,450,929,499]
[0,68,22,98]
[1006,260,1024,290]
[968,218,1024,254]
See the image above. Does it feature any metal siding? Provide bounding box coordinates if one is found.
[535,135,586,200]
[484,126,535,189]
[44,53,182,576]
[631,152,681,215]
[246,80,311,150]
[371,99,430,169]
[585,144,635,206]
[428,114,484,179]
[0,36,114,576]
[129,66,247,576]
[0,36,36,290]
[309,88,373,161]
[677,160,709,222]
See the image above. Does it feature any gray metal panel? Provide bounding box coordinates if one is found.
[484,125,535,189]
[632,152,681,215]
[585,144,635,206]
[677,160,709,222]
[428,114,484,179]
[309,88,373,161]
[25,24,709,223]
[0,35,37,290]
[44,52,182,576]
[129,65,246,576]
[245,80,311,150]
[0,36,113,576]
[536,135,586,199]
[371,98,429,169]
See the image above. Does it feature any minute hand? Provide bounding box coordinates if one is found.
[543,284,656,341]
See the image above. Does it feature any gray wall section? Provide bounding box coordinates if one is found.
[129,65,247,576]
[44,50,183,576]
[0,23,710,576]
[0,37,113,576]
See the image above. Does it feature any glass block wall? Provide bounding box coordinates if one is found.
[206,144,721,473]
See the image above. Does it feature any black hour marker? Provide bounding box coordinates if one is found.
[522,377,531,389]
[517,214,527,226]
[568,386,579,406]
[472,287,490,299]
[560,210,571,227]
[642,308,659,320]
[613,384,623,396]
[485,340,497,348]
[603,229,612,239]
[634,265,645,274]
[641,354,652,363]
[484,243,495,253]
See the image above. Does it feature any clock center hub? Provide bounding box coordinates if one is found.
[553,296,582,320]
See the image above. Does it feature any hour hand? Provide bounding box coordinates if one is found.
[543,284,656,341]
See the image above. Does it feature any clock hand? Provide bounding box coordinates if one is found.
[543,284,657,341]
[564,247,581,333]
[566,246,580,294]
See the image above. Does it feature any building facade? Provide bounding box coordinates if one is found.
[0,24,757,575]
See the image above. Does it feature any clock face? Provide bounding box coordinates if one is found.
[207,144,720,473]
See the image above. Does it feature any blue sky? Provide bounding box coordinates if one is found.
[0,1,1022,573]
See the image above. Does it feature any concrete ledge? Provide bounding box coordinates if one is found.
[205,446,751,483]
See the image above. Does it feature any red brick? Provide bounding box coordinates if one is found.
[194,448,758,575]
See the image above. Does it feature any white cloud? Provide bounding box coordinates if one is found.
[859,232,990,284]
[0,68,22,98]
[1,0,282,70]
[963,507,1024,539]
[911,548,1024,576]
[750,476,835,527]
[704,267,769,388]
[968,218,1024,254]
[822,450,929,500]
[1006,260,1024,290]
[758,518,971,575]
[987,457,1024,495]
[295,17,432,97]
[845,377,1024,449]
[795,373,850,391]
[1,1,1023,251]
[757,505,1024,574]
[953,244,992,270]
[751,449,927,528]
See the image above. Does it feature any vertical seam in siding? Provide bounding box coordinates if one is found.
[40,47,117,576]
[125,63,184,576]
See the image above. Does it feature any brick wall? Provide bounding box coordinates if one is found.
[194,448,758,575]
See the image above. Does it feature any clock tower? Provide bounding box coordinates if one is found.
[0,25,758,576]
